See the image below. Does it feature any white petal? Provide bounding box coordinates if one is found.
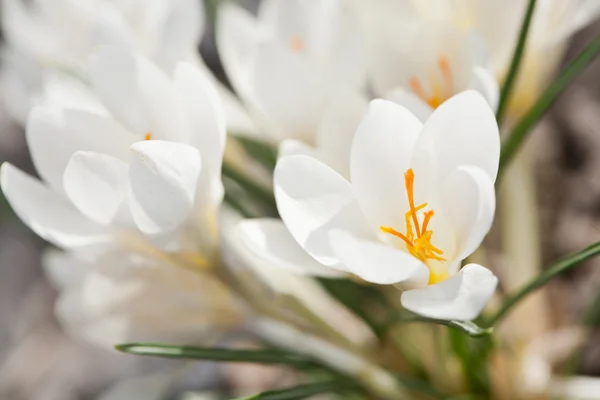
[90,48,188,142]
[315,89,368,177]
[128,141,202,234]
[350,99,423,229]
[63,151,129,225]
[279,139,319,159]
[329,230,429,285]
[468,66,500,112]
[385,87,433,123]
[0,163,111,249]
[216,2,259,100]
[251,41,326,141]
[26,106,135,193]
[236,219,346,277]
[411,91,500,184]
[401,263,498,321]
[274,155,370,266]
[153,0,204,72]
[440,165,496,264]
[173,62,226,185]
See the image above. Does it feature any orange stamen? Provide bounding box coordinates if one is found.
[289,36,305,52]
[380,226,412,247]
[409,77,428,101]
[438,56,453,95]
[144,132,152,141]
[404,169,421,237]
[380,169,446,266]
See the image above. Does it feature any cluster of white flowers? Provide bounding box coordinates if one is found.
[2,0,600,398]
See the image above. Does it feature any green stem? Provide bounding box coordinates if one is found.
[499,32,600,177]
[496,0,537,123]
[488,241,600,326]
[234,380,360,400]
[222,161,277,210]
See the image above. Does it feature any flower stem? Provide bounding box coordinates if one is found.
[495,0,537,123]
[487,241,600,326]
[499,32,600,177]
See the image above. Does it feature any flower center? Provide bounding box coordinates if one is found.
[409,56,454,109]
[380,169,447,284]
[144,132,152,140]
[289,35,305,53]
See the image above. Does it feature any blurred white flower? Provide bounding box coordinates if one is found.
[1,48,225,261]
[237,91,500,321]
[348,0,499,122]
[44,248,241,348]
[218,0,368,177]
[365,0,600,118]
[1,0,204,123]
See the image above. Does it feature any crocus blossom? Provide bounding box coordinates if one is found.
[217,0,368,177]
[0,48,225,258]
[1,0,204,123]
[237,91,500,321]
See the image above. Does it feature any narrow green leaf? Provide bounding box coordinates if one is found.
[116,343,315,368]
[391,312,492,338]
[233,380,359,400]
[235,136,278,171]
[222,161,277,211]
[499,32,600,175]
[488,240,600,325]
[496,0,537,122]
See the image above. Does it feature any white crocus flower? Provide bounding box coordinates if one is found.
[44,248,241,348]
[1,0,204,123]
[217,0,368,176]
[349,0,498,122]
[238,91,499,321]
[0,48,225,260]
[387,0,600,118]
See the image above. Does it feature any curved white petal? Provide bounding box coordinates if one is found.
[315,88,368,177]
[350,99,423,230]
[468,66,500,112]
[274,155,370,266]
[252,41,326,141]
[90,48,188,142]
[440,165,496,264]
[216,2,259,100]
[173,62,226,184]
[329,230,429,285]
[411,91,500,184]
[128,141,201,234]
[153,0,204,72]
[63,151,129,225]
[26,106,135,193]
[279,139,319,159]
[0,163,111,249]
[236,219,346,277]
[401,263,498,321]
[385,87,433,123]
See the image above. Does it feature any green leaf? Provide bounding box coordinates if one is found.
[499,32,600,176]
[495,0,537,123]
[487,240,600,325]
[232,380,360,400]
[222,161,277,212]
[235,136,278,171]
[116,343,316,368]
[391,312,493,338]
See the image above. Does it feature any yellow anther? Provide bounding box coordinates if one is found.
[408,55,454,109]
[144,132,152,141]
[289,35,305,52]
[380,168,446,265]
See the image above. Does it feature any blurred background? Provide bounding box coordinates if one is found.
[1,0,600,399]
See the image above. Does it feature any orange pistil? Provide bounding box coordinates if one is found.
[144,132,152,141]
[289,35,305,53]
[408,56,454,109]
[380,168,445,264]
